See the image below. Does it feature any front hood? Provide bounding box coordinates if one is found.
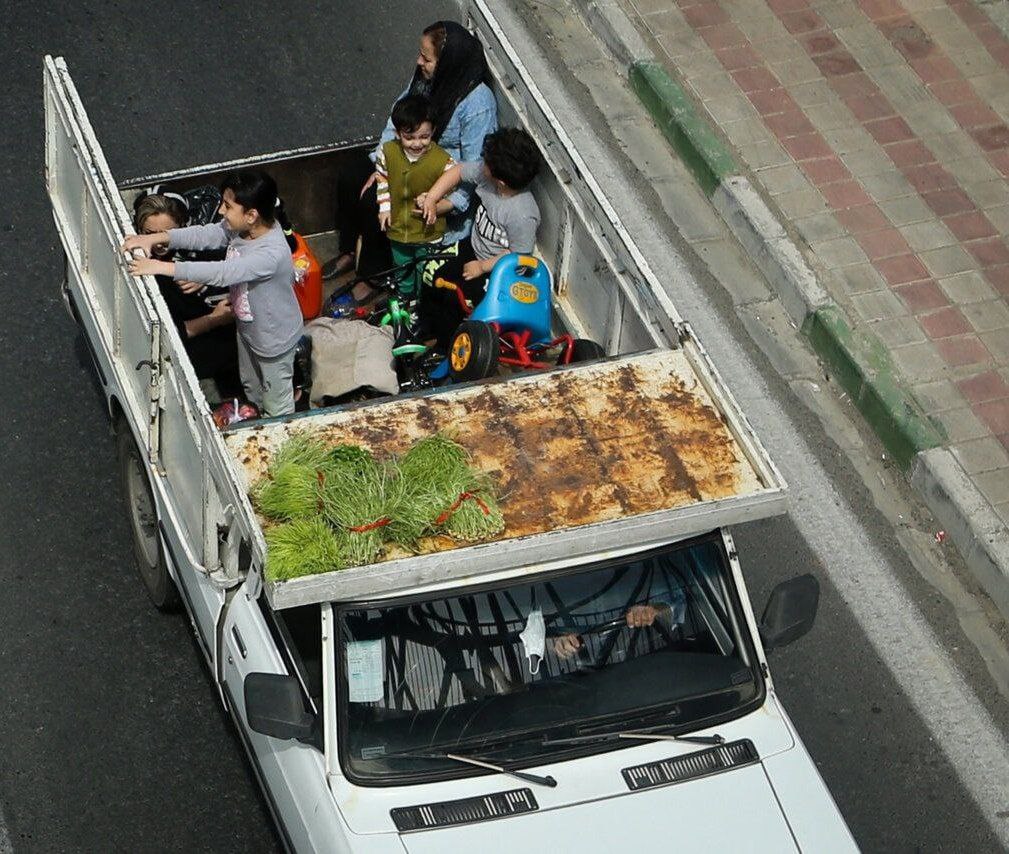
[399,763,796,853]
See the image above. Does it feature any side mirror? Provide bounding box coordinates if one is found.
[758,574,819,651]
[244,672,315,740]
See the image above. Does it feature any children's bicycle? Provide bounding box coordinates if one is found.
[323,251,456,393]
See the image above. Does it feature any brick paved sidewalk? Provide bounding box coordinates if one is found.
[620,0,1009,524]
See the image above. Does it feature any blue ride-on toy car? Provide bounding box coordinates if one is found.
[433,253,606,382]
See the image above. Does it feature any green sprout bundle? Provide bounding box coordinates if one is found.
[395,434,502,541]
[253,462,323,521]
[252,431,506,579]
[319,450,392,567]
[265,517,345,582]
[271,434,332,472]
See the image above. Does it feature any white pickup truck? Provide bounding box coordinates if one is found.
[44,1,858,850]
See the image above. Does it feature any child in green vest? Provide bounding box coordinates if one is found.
[376,95,455,296]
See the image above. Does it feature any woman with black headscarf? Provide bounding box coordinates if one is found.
[328,21,498,283]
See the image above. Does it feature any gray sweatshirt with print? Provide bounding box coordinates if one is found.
[170,221,302,358]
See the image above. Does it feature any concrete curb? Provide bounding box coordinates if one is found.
[573,0,1009,622]
[912,448,1009,618]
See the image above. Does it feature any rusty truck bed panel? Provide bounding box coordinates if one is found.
[224,349,764,546]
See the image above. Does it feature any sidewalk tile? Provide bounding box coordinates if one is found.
[920,306,972,339]
[739,139,793,169]
[980,401,1009,438]
[855,227,913,259]
[878,253,932,284]
[861,171,917,201]
[935,334,992,367]
[931,406,991,441]
[850,287,908,320]
[828,262,889,296]
[799,155,852,184]
[919,244,977,277]
[982,205,1009,233]
[796,211,849,242]
[885,138,934,167]
[687,71,738,99]
[776,187,831,218]
[940,270,998,304]
[891,340,949,381]
[783,132,836,159]
[942,211,997,241]
[947,157,1002,187]
[901,220,958,252]
[895,278,948,310]
[966,238,1009,267]
[962,299,1009,331]
[824,126,877,154]
[812,235,871,267]
[879,194,934,224]
[870,315,928,346]
[983,264,1009,297]
[913,378,966,412]
[706,95,759,123]
[835,203,892,233]
[821,179,875,207]
[763,163,816,196]
[974,469,1009,506]
[956,370,1009,404]
[841,148,897,178]
[951,436,1009,475]
[791,79,837,106]
[866,115,916,144]
[923,188,974,216]
[982,329,1009,362]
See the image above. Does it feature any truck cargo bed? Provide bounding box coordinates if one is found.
[224,347,786,608]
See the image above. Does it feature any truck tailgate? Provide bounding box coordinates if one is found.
[223,345,785,607]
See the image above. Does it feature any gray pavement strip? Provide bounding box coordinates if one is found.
[515,0,1009,841]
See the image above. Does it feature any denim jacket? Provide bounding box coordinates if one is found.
[375,82,498,244]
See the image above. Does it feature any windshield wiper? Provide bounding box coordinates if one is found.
[392,750,558,788]
[540,726,724,748]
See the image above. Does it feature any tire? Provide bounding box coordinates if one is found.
[449,320,499,382]
[566,338,606,364]
[116,424,180,611]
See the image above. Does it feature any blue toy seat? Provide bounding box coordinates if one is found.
[470,253,553,345]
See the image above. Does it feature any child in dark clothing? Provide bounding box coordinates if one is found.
[418,127,542,348]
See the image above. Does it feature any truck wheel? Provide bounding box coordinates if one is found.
[566,338,606,364]
[116,425,180,611]
[449,320,499,382]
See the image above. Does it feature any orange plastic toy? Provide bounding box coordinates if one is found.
[290,232,322,320]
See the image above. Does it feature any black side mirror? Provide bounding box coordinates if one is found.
[758,574,820,651]
[244,672,315,740]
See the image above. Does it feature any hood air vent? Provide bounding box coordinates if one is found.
[622,739,759,792]
[391,788,538,833]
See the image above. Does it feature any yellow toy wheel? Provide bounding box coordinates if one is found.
[448,320,499,382]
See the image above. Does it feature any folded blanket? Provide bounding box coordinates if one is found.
[303,318,398,406]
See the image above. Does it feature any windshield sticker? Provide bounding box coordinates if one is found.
[360,745,387,760]
[346,639,384,703]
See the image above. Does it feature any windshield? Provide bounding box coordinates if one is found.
[335,534,761,784]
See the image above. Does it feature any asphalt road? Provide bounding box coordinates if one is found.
[1,1,1008,852]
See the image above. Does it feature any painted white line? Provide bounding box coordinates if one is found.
[487,0,1009,845]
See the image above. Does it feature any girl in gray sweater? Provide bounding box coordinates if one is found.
[123,170,303,417]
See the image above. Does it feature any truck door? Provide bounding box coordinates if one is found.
[44,55,230,657]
